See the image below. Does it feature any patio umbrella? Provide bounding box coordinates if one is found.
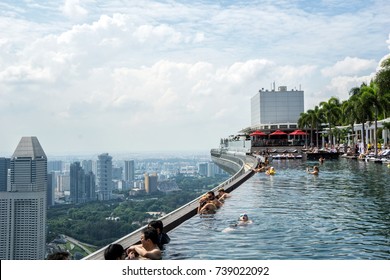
[270,130,287,136]
[250,130,267,136]
[289,129,308,136]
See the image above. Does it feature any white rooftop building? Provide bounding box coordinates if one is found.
[251,86,304,130]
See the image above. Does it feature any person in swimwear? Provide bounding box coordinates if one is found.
[198,191,222,214]
[265,166,275,175]
[216,188,230,202]
[307,165,319,175]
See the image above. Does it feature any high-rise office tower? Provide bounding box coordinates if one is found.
[70,162,86,204]
[47,160,62,172]
[47,172,55,207]
[96,153,112,201]
[81,160,93,174]
[0,136,47,260]
[198,162,208,177]
[84,171,96,201]
[124,160,135,181]
[0,157,10,192]
[207,162,215,178]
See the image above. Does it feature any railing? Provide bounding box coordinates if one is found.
[83,153,257,260]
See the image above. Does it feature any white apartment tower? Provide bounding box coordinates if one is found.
[0,136,47,260]
[96,153,112,201]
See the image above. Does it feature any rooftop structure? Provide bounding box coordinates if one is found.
[251,86,304,131]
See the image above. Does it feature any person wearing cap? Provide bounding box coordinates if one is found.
[238,213,252,225]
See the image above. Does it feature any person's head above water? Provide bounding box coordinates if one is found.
[239,213,249,221]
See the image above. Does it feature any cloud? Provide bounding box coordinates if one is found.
[0,1,389,154]
[321,57,378,77]
[60,0,88,20]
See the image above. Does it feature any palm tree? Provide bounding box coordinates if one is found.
[349,89,374,152]
[375,57,390,113]
[360,80,390,156]
[320,97,341,146]
[298,112,311,147]
[341,99,358,146]
[307,106,324,148]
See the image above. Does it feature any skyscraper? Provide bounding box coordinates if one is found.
[47,172,55,207]
[96,153,112,201]
[84,171,96,202]
[70,162,85,204]
[81,160,93,174]
[0,157,10,192]
[124,160,135,182]
[0,136,47,260]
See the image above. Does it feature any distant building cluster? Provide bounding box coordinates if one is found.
[2,145,226,208]
[0,136,226,260]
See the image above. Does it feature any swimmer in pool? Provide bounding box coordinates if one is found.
[222,213,253,232]
[307,165,319,175]
[265,166,275,175]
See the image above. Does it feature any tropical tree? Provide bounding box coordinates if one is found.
[320,97,341,146]
[298,112,311,146]
[375,57,390,113]
[341,100,358,145]
[360,80,390,156]
[349,87,374,151]
[307,106,324,148]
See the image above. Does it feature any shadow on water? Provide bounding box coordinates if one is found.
[164,159,390,260]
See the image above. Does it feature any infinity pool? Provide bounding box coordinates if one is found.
[164,159,390,259]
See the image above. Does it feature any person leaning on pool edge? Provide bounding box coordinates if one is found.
[148,220,170,250]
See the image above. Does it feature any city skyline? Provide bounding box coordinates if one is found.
[1,0,389,155]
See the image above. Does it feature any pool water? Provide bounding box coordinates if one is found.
[164,159,390,259]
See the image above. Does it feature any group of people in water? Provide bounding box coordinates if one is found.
[197,188,230,215]
[104,220,170,260]
[197,188,253,233]
[252,151,322,176]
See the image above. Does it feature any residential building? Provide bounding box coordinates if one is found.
[144,172,158,194]
[96,153,113,201]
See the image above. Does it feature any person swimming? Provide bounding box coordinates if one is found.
[222,213,253,232]
[265,166,275,175]
[307,165,319,175]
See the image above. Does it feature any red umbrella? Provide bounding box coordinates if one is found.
[289,129,308,136]
[250,130,267,136]
[270,130,287,136]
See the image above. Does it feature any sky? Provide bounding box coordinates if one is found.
[1,0,389,156]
